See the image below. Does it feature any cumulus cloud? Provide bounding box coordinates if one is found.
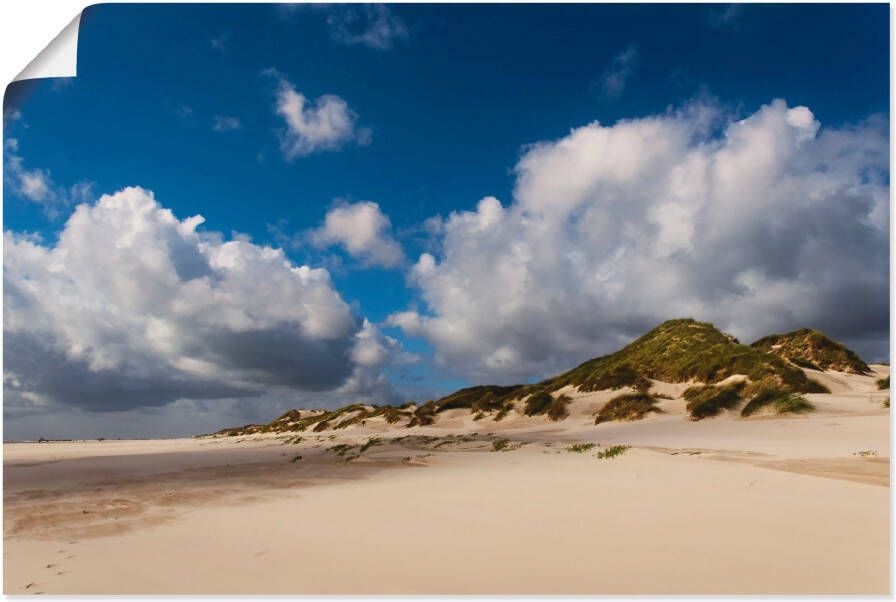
[272,76,370,159]
[598,44,639,99]
[3,140,94,218]
[4,187,404,421]
[390,99,889,382]
[310,201,404,268]
[707,4,745,29]
[212,115,242,131]
[327,5,409,50]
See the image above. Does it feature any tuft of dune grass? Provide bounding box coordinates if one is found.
[741,388,813,417]
[596,445,630,459]
[683,382,745,420]
[491,439,521,452]
[524,391,571,421]
[566,442,597,453]
[595,393,661,424]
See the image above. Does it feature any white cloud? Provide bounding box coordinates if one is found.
[212,115,242,131]
[4,187,404,417]
[18,169,51,201]
[210,33,228,52]
[598,44,639,99]
[3,142,94,217]
[311,201,404,268]
[707,4,744,28]
[327,5,408,50]
[273,77,370,159]
[390,99,889,382]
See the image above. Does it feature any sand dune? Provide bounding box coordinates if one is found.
[3,367,889,594]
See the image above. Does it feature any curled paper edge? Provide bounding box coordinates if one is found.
[14,12,82,82]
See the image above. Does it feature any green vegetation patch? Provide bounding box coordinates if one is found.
[595,393,662,424]
[566,442,597,453]
[741,388,813,417]
[541,319,826,396]
[877,376,890,390]
[433,384,529,414]
[789,356,822,371]
[493,405,512,422]
[408,401,437,427]
[596,445,630,459]
[360,437,382,453]
[327,443,355,457]
[683,382,745,420]
[524,391,571,421]
[492,439,522,452]
[751,328,871,375]
[583,364,651,392]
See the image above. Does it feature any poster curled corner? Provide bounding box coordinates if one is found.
[14,12,82,82]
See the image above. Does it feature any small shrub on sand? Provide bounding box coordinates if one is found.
[854,450,878,457]
[566,442,597,453]
[493,405,512,422]
[524,391,553,415]
[683,382,745,420]
[328,443,355,457]
[360,437,382,453]
[877,376,890,390]
[492,439,521,452]
[291,455,303,463]
[524,392,572,421]
[547,395,572,421]
[595,393,661,424]
[741,388,813,417]
[408,401,437,427]
[596,445,630,459]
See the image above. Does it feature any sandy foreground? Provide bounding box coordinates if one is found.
[3,367,891,595]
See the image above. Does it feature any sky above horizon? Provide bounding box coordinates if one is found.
[3,3,890,440]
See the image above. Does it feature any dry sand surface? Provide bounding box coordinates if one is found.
[4,367,890,594]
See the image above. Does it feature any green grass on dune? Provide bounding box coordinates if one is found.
[789,356,823,371]
[566,442,597,453]
[541,319,828,396]
[594,393,662,424]
[212,318,852,436]
[433,385,529,413]
[596,445,630,459]
[877,376,890,390]
[523,391,571,421]
[740,388,813,417]
[491,439,522,452]
[751,328,871,375]
[683,382,745,420]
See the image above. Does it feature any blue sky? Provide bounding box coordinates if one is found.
[3,4,889,439]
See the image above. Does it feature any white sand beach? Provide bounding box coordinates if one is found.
[4,366,890,595]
